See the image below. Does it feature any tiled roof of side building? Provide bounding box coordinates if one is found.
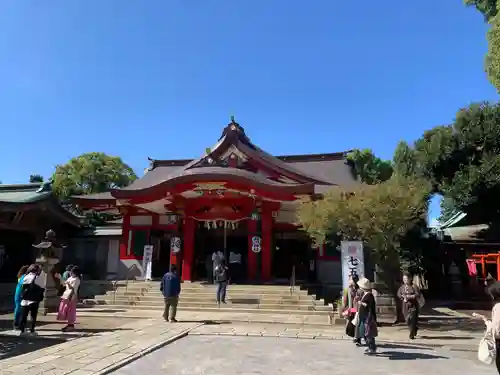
[0,183,53,203]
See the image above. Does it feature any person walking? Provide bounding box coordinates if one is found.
[357,277,378,355]
[160,265,181,322]
[13,265,29,329]
[397,272,422,339]
[215,260,230,306]
[212,250,225,283]
[474,283,500,373]
[342,275,363,343]
[57,266,82,332]
[18,264,46,336]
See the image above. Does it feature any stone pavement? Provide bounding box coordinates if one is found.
[111,335,491,375]
[0,315,488,374]
[56,308,332,325]
[0,318,201,375]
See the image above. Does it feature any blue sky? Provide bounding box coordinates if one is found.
[0,1,498,222]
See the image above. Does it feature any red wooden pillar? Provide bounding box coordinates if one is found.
[119,213,131,259]
[261,210,273,281]
[247,218,258,280]
[182,216,195,281]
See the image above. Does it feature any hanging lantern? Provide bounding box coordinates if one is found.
[205,221,210,229]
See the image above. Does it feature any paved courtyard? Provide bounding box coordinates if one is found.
[111,335,491,375]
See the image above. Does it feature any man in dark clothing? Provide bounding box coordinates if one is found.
[160,265,181,322]
[214,260,230,306]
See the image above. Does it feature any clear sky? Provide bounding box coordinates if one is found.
[0,1,497,222]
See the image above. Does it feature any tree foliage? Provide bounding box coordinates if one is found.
[395,102,500,222]
[438,197,459,224]
[52,152,137,201]
[29,174,44,183]
[465,0,500,91]
[465,0,498,21]
[297,176,431,287]
[346,149,393,185]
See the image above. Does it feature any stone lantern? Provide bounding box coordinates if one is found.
[32,229,66,314]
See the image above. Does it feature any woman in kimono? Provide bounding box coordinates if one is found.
[13,265,29,329]
[57,266,81,332]
[397,272,422,339]
[342,275,363,343]
[357,277,378,354]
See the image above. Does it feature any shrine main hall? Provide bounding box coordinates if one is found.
[75,119,356,283]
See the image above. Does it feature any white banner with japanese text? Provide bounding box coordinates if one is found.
[341,241,365,290]
[142,245,154,281]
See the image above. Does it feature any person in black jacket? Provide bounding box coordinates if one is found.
[214,260,230,306]
[160,265,181,322]
[19,264,46,336]
[357,277,378,355]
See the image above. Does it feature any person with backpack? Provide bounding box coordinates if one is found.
[214,260,230,306]
[19,264,46,336]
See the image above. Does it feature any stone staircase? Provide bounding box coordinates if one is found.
[79,281,332,318]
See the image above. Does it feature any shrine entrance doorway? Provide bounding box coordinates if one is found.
[272,234,310,281]
[193,221,248,282]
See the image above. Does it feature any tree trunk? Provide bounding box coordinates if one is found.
[373,262,402,323]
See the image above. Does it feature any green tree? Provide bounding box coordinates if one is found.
[465,0,498,21]
[346,149,393,185]
[52,152,137,201]
[403,102,500,222]
[296,176,431,289]
[29,174,44,183]
[393,141,418,178]
[438,197,459,224]
[465,0,500,91]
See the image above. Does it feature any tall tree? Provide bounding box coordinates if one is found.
[465,0,498,21]
[52,152,137,201]
[393,141,418,178]
[465,0,500,91]
[438,197,459,224]
[405,102,500,223]
[29,174,44,183]
[346,149,393,185]
[297,176,431,288]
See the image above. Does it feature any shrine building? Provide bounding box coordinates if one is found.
[74,119,357,283]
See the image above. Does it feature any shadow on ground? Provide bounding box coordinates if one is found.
[377,350,449,360]
[0,336,66,360]
[180,320,232,325]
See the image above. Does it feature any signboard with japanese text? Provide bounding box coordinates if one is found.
[170,237,181,254]
[341,241,364,290]
[251,236,261,253]
[141,245,154,281]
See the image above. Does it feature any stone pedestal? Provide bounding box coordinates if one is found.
[36,256,60,315]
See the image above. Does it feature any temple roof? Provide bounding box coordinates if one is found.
[0,182,81,227]
[74,118,357,204]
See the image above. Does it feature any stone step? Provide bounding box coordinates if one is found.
[78,303,331,315]
[83,299,331,311]
[107,291,312,299]
[90,298,328,310]
[118,283,301,291]
[119,287,307,295]
[96,295,324,304]
[65,308,332,325]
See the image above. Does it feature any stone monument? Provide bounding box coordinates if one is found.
[33,229,65,314]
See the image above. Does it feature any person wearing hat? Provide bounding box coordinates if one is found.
[357,277,378,355]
